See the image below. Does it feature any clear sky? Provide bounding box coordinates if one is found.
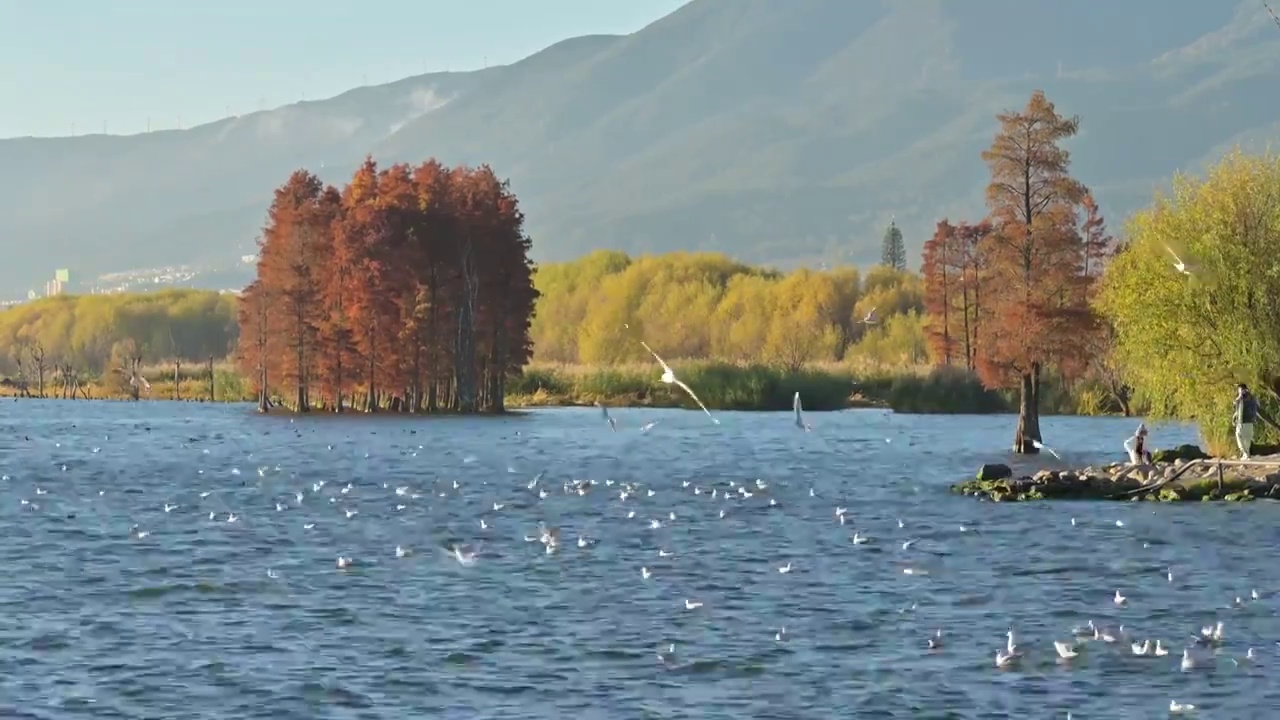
[0,0,688,139]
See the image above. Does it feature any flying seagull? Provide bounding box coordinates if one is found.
[1163,245,1193,275]
[639,341,719,424]
[860,307,878,324]
[793,392,812,431]
[1031,439,1062,460]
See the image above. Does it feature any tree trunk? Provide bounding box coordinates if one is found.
[1012,369,1042,454]
[257,360,269,412]
[454,239,479,413]
[174,360,181,401]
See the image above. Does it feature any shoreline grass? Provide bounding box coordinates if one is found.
[507,360,1017,414]
[0,359,1104,415]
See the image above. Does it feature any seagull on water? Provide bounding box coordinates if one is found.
[639,340,719,424]
[793,392,812,431]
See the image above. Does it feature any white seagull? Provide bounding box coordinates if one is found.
[1163,244,1193,275]
[1031,438,1062,460]
[859,307,877,324]
[639,341,718,424]
[793,392,812,431]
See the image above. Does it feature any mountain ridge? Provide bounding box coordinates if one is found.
[2,0,1279,294]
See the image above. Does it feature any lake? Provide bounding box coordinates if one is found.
[1,401,1277,719]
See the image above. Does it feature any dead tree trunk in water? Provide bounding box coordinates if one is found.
[207,356,215,402]
[13,356,30,398]
[29,343,47,398]
[126,355,145,401]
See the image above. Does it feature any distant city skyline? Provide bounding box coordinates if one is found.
[0,0,688,139]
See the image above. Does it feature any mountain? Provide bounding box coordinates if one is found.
[3,0,1279,294]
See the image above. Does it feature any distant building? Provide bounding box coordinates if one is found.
[42,269,72,297]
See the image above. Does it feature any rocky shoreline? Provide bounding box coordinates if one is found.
[952,444,1280,502]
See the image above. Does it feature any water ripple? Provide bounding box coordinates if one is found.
[0,403,1276,718]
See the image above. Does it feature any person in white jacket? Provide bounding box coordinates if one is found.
[1123,423,1152,465]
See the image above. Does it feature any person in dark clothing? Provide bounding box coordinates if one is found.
[1234,383,1259,459]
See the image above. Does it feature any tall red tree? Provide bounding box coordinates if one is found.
[922,219,993,370]
[235,280,274,413]
[977,90,1093,453]
[953,220,993,371]
[255,170,331,411]
[1075,194,1128,413]
[921,220,958,364]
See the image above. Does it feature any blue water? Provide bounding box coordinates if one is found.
[1,402,1277,719]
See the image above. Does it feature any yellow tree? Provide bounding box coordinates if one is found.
[710,275,773,361]
[1098,150,1280,453]
[763,269,842,371]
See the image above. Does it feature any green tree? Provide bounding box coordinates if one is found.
[881,219,906,271]
[1097,150,1280,454]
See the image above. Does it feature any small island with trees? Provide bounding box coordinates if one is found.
[237,159,537,414]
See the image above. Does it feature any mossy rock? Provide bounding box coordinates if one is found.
[1223,491,1255,502]
[1151,444,1210,463]
[976,463,1013,481]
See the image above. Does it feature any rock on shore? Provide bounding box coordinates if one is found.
[954,445,1280,502]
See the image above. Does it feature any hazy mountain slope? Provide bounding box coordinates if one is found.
[1,0,1278,292]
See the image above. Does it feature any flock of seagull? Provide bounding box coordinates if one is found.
[5,327,1274,716]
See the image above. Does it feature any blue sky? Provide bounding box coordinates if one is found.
[0,0,688,138]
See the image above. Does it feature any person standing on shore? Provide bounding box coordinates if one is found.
[1234,383,1259,460]
[1123,423,1152,465]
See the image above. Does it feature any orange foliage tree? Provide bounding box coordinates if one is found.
[921,219,992,370]
[921,90,1107,453]
[236,157,538,414]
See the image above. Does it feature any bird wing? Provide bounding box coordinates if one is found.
[674,378,719,424]
[639,340,672,373]
[1163,245,1183,264]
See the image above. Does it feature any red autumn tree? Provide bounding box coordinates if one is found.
[236,155,538,414]
[953,220,993,371]
[977,90,1094,453]
[922,219,994,370]
[921,220,958,364]
[254,169,331,411]
[1075,193,1129,413]
[1079,191,1115,292]
[235,279,274,413]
